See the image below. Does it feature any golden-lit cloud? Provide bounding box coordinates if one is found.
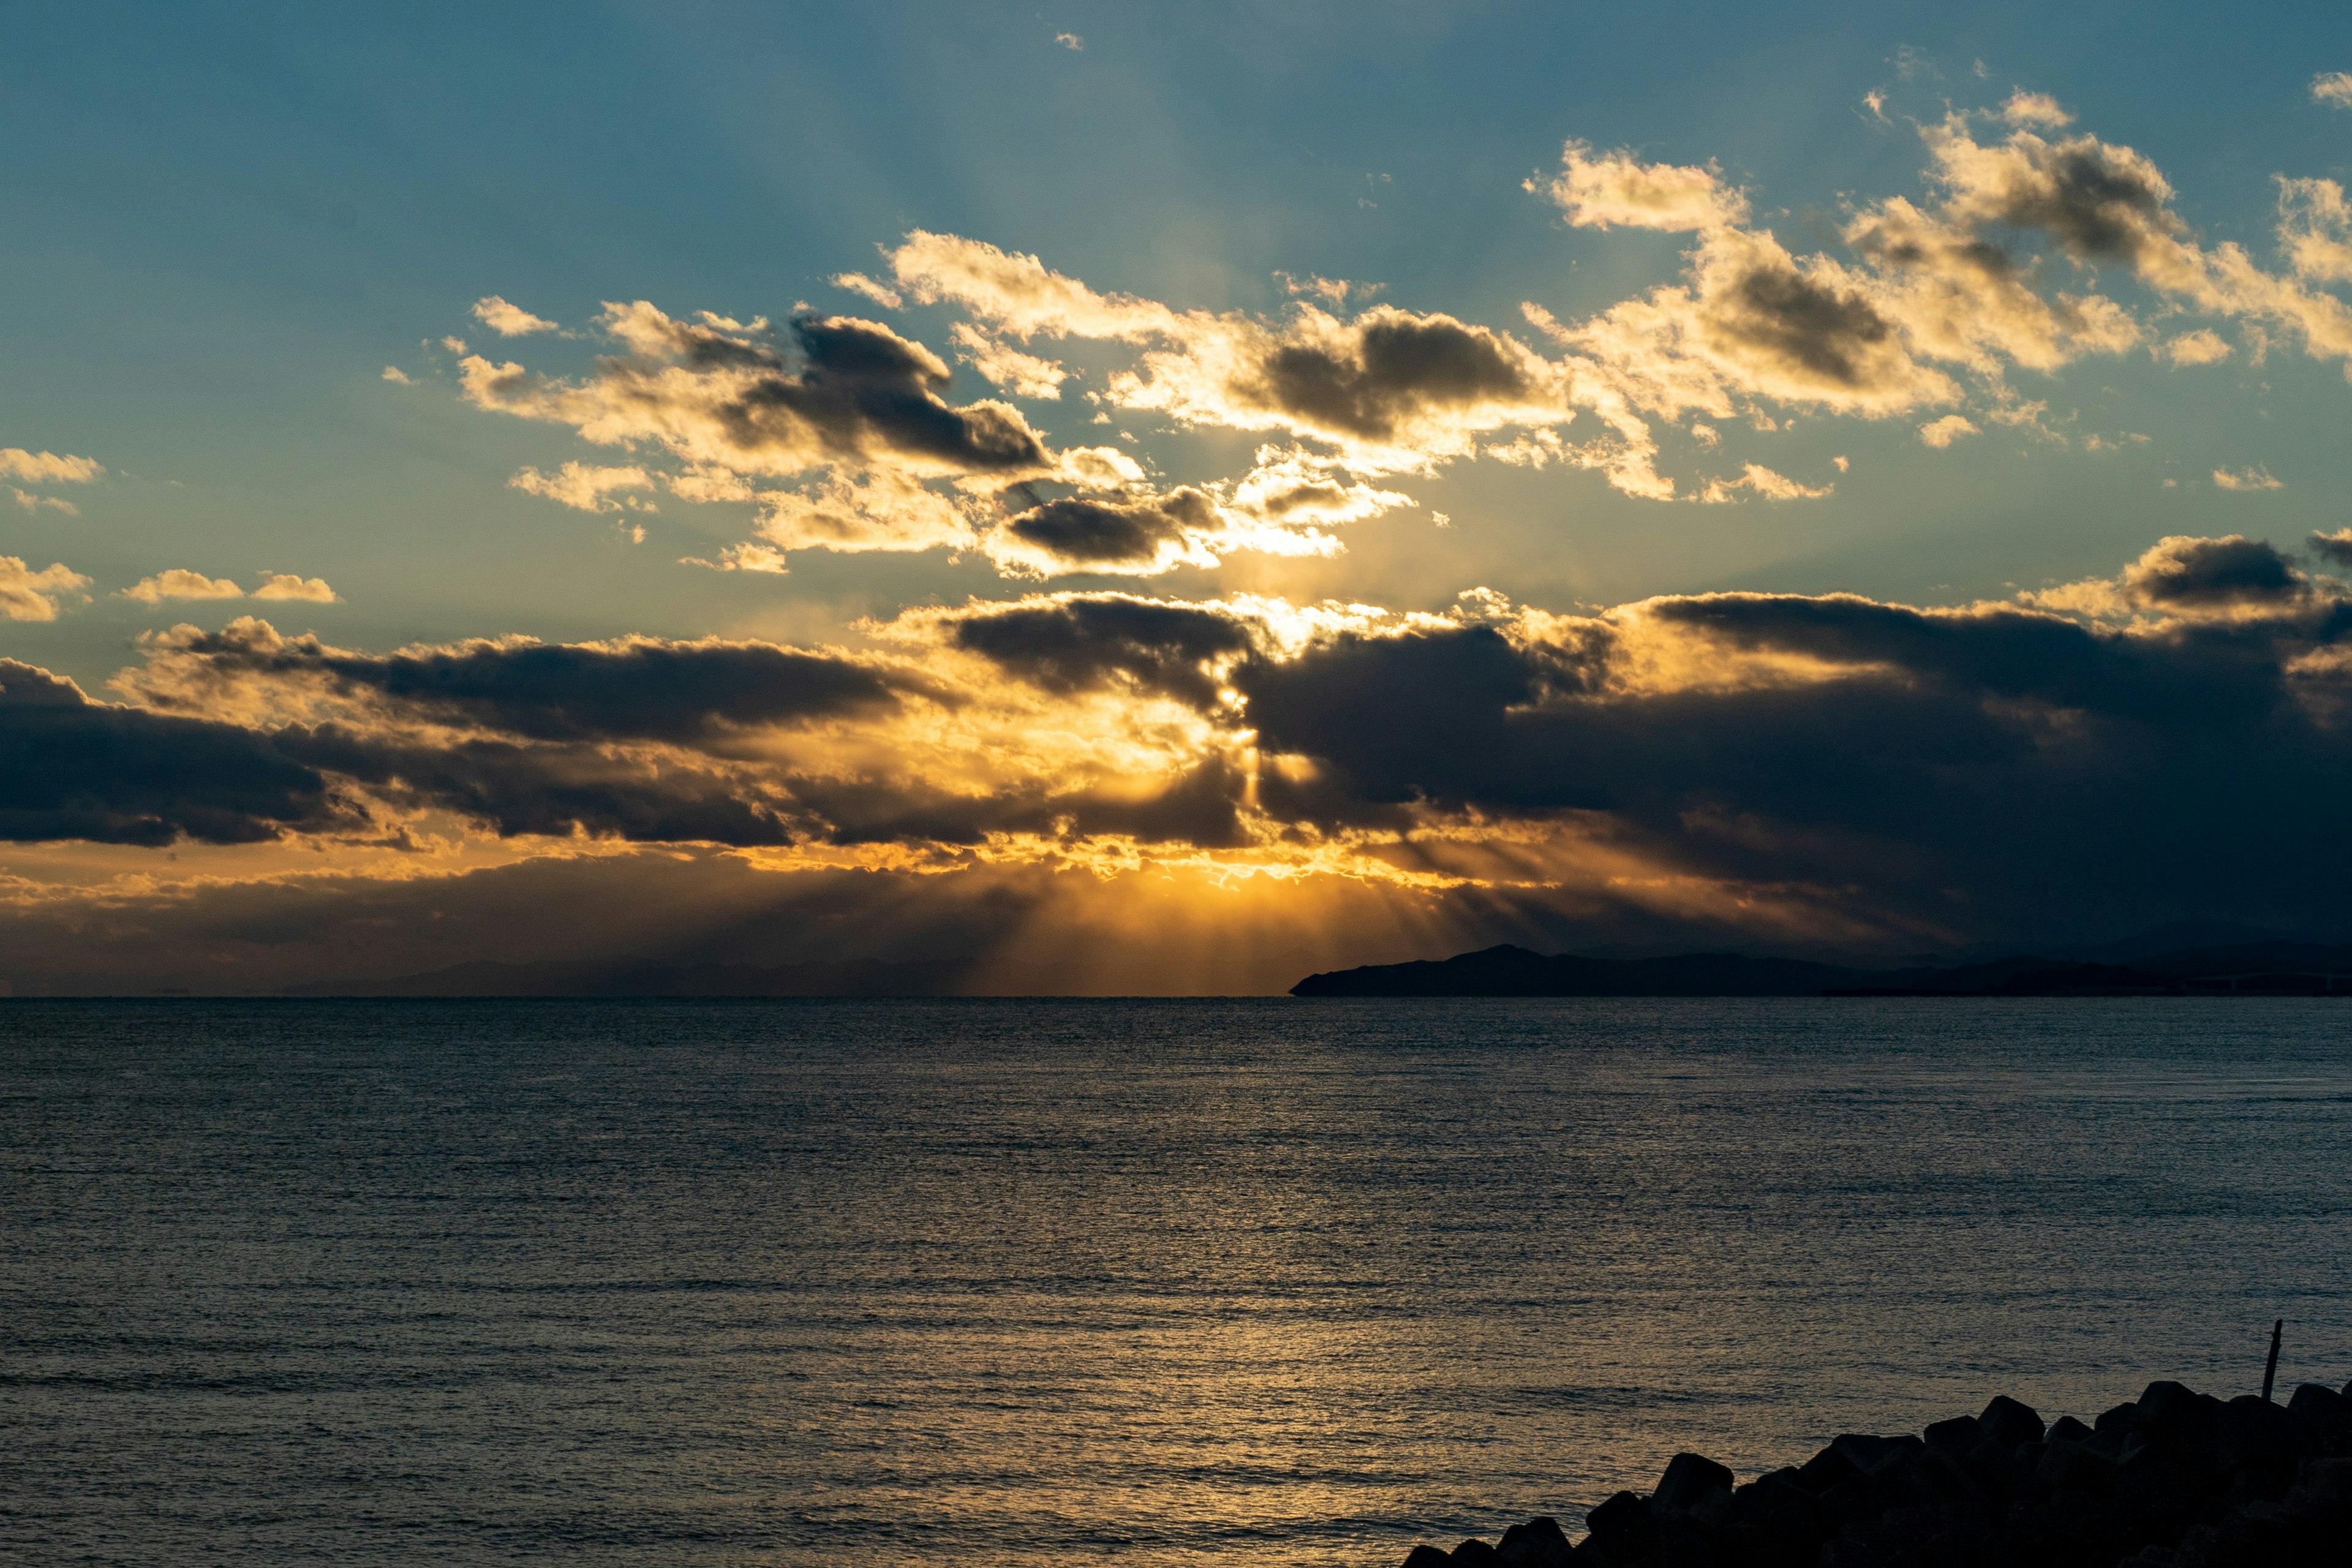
[121,569,246,605]
[2212,464,2283,491]
[2276,176,2352,285]
[0,557,91,621]
[0,448,104,484]
[471,295,560,336]
[1529,142,1750,231]
[508,461,658,513]
[435,100,2352,576]
[949,322,1070,398]
[252,573,338,603]
[2161,330,2233,366]
[1999,91,2073,129]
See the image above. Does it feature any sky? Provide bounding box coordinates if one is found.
[8,0,2352,993]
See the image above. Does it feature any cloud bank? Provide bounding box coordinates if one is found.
[7,530,2352,975]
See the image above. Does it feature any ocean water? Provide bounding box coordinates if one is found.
[2,998,2349,1566]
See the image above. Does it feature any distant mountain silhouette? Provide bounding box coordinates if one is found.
[1290,940,2352,997]
[284,958,965,998]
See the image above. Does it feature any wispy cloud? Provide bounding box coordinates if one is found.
[471,296,560,336]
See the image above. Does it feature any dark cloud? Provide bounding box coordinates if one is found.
[1716,262,1902,390]
[997,488,1219,570]
[1224,587,2352,935]
[2120,534,2303,608]
[139,623,921,745]
[943,594,1259,706]
[1233,309,1534,440]
[744,315,1052,472]
[278,726,800,846]
[0,659,339,846]
[469,307,1054,482]
[2312,529,2352,569]
[1976,136,2177,262]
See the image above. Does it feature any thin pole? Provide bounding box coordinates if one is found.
[2263,1318,2283,1402]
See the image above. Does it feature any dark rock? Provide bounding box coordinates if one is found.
[2113,1436,2198,1537]
[1579,1491,1657,1566]
[2183,1457,2352,1564]
[2215,1394,2304,1475]
[2138,1381,2223,1478]
[1814,1476,1883,1529]
[1923,1414,1981,1453]
[1793,1447,1863,1496]
[1395,1378,2348,1568]
[2285,1382,2352,1455]
[1978,1394,2045,1448]
[1495,1516,1571,1568]
[1910,1444,1989,1511]
[1827,1432,1903,1474]
[1651,1453,1734,1512]
[1959,1434,2030,1501]
[2038,1436,2119,1497]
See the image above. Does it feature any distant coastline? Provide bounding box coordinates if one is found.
[1290,940,2352,999]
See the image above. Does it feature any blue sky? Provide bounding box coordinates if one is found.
[9,2,2352,990]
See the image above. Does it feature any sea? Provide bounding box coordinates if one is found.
[3,998,2348,1566]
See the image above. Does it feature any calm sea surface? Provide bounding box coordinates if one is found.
[3,998,2350,1566]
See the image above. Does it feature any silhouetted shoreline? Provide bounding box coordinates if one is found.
[1291,940,2352,998]
[1401,1377,2352,1566]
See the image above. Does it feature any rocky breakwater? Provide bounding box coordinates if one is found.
[1398,1378,2352,1567]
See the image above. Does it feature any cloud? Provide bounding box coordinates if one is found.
[2161,329,2232,366]
[471,296,560,336]
[1278,273,1365,306]
[0,449,104,484]
[831,272,903,309]
[986,488,1232,577]
[508,461,658,512]
[1695,463,1835,502]
[462,305,1054,483]
[124,617,921,745]
[1054,31,1082,50]
[381,366,413,384]
[1531,142,1750,231]
[1229,451,1412,525]
[437,101,2352,581]
[680,541,791,573]
[949,322,1069,398]
[2276,176,2352,285]
[2312,529,2352,567]
[2313,72,2352,108]
[2117,534,2303,609]
[0,558,91,622]
[930,592,1262,707]
[12,488,78,515]
[0,658,344,845]
[2212,465,2282,491]
[752,470,980,559]
[18,530,2352,960]
[2000,91,2072,128]
[120,570,246,605]
[884,230,1182,341]
[252,573,338,603]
